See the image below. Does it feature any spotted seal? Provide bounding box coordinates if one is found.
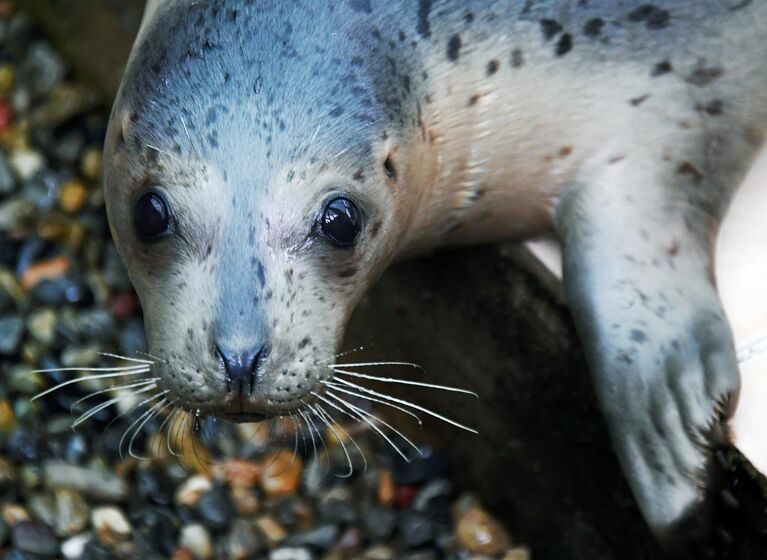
[103,0,767,553]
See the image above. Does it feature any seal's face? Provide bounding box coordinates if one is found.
[103,2,409,420]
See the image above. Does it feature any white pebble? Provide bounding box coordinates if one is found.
[91,506,131,542]
[180,523,213,560]
[61,533,92,559]
[9,149,44,181]
[175,474,213,507]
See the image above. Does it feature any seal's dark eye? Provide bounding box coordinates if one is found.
[134,192,172,240]
[318,197,362,247]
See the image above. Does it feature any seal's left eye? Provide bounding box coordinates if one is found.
[318,197,362,247]
[134,192,172,240]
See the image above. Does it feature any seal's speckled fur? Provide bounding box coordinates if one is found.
[104,1,767,553]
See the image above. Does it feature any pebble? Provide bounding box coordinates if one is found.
[179,523,213,560]
[0,151,15,194]
[61,533,92,559]
[175,474,213,507]
[43,462,129,501]
[377,470,395,507]
[229,485,260,516]
[399,511,436,548]
[8,148,43,180]
[58,179,88,213]
[363,545,397,560]
[362,506,397,540]
[454,496,510,556]
[260,450,303,497]
[26,307,56,344]
[0,314,23,354]
[195,487,235,531]
[80,148,101,181]
[27,493,56,527]
[21,255,70,291]
[255,515,288,547]
[217,458,262,488]
[285,523,338,549]
[92,506,131,545]
[225,518,262,560]
[54,488,90,537]
[503,547,532,560]
[11,520,58,557]
[336,525,364,557]
[270,547,314,560]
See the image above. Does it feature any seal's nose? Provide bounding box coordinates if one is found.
[216,345,263,395]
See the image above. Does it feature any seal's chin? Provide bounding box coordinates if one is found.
[217,411,269,423]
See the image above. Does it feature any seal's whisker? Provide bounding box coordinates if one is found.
[288,413,300,468]
[310,403,353,478]
[323,382,423,426]
[165,408,183,458]
[301,401,330,468]
[323,390,417,461]
[328,361,423,371]
[154,400,180,458]
[128,398,170,460]
[118,391,168,459]
[294,412,308,456]
[190,414,209,472]
[32,368,150,401]
[330,377,478,434]
[72,383,158,428]
[133,350,167,364]
[298,409,317,458]
[97,351,154,365]
[330,368,477,397]
[70,378,160,412]
[309,392,368,472]
[32,364,148,374]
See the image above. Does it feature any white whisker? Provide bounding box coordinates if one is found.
[331,377,478,434]
[32,365,148,374]
[32,369,150,401]
[97,352,154,365]
[72,383,158,428]
[128,397,168,460]
[331,368,477,396]
[323,381,423,426]
[310,393,368,472]
[309,403,353,478]
[328,361,423,371]
[71,379,160,410]
[119,391,169,459]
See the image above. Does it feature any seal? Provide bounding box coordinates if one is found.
[102,0,767,554]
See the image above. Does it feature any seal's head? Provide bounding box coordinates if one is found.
[103,2,419,420]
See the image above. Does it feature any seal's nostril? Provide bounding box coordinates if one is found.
[216,344,263,395]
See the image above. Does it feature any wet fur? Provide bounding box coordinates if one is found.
[103,0,767,554]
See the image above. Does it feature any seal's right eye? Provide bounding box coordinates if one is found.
[134,191,172,241]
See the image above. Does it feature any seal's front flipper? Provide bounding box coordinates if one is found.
[556,163,740,556]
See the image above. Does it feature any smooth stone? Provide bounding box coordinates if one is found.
[26,307,57,344]
[175,475,212,508]
[0,315,23,355]
[0,457,15,487]
[54,488,90,537]
[0,151,15,194]
[8,149,43,181]
[27,493,56,528]
[44,462,129,501]
[80,539,117,560]
[260,450,303,497]
[118,318,146,354]
[317,486,357,524]
[75,309,116,342]
[194,488,234,531]
[269,547,314,560]
[7,428,41,462]
[11,520,58,557]
[363,545,397,560]
[285,524,339,549]
[9,365,44,394]
[336,526,364,557]
[255,516,287,547]
[399,511,436,548]
[225,519,262,560]
[391,448,445,485]
[62,533,93,559]
[454,499,511,556]
[503,548,532,560]
[20,41,65,99]
[229,485,260,516]
[134,467,173,506]
[179,523,213,560]
[362,506,397,540]
[92,506,131,545]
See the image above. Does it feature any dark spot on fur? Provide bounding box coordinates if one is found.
[298,337,311,349]
[329,106,344,118]
[677,161,703,184]
[468,93,481,106]
[338,267,358,278]
[463,11,474,24]
[540,19,563,40]
[667,240,680,256]
[559,146,572,158]
[651,60,673,76]
[696,99,724,116]
[511,48,524,68]
[416,0,432,38]
[583,18,604,37]
[353,167,366,182]
[555,33,572,56]
[630,94,649,106]
[608,155,625,164]
[686,66,725,87]
[348,0,371,14]
[447,34,461,61]
[630,329,647,343]
[628,5,670,29]
[486,59,499,76]
[370,220,382,238]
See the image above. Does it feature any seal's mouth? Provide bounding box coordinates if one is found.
[218,411,269,423]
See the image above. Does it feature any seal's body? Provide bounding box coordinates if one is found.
[104,0,767,553]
